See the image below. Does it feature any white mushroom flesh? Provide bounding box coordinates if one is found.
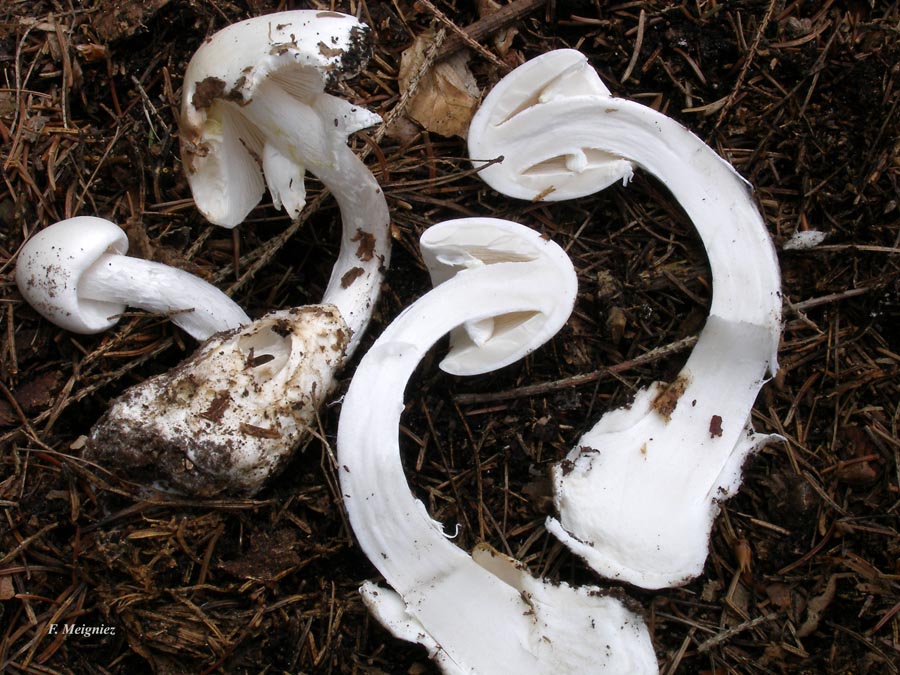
[420,221,578,376]
[234,77,389,349]
[79,252,249,339]
[468,50,633,201]
[180,10,375,226]
[338,218,657,673]
[469,50,783,589]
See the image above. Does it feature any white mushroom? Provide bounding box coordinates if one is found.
[338,217,657,673]
[79,12,391,495]
[15,216,249,340]
[180,9,389,351]
[468,50,783,589]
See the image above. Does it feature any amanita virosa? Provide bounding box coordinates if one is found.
[84,11,390,495]
[15,216,249,340]
[468,50,783,589]
[179,9,388,351]
[338,218,657,673]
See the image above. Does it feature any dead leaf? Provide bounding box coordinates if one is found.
[734,538,752,574]
[0,400,16,427]
[15,371,62,413]
[92,0,172,42]
[476,0,518,56]
[835,426,880,484]
[797,574,838,637]
[0,575,15,600]
[217,530,303,581]
[701,579,723,602]
[765,582,792,609]
[399,30,480,138]
[522,476,554,514]
[607,306,627,344]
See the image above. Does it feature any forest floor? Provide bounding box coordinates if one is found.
[1,1,899,673]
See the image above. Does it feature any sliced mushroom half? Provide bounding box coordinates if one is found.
[469,50,783,589]
[338,217,657,673]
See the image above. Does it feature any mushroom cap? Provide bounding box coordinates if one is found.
[179,10,373,227]
[181,10,370,112]
[468,49,634,201]
[420,217,577,376]
[15,216,128,333]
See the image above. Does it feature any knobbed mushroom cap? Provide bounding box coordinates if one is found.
[15,216,249,339]
[338,217,657,673]
[180,10,379,227]
[469,50,783,589]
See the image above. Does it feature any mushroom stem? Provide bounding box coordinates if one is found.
[539,96,781,587]
[468,50,783,589]
[338,218,656,673]
[79,252,249,340]
[234,78,390,353]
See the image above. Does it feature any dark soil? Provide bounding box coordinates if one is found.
[2,1,899,673]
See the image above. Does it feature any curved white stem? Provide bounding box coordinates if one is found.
[338,218,656,674]
[469,50,783,589]
[237,79,390,355]
[80,253,249,340]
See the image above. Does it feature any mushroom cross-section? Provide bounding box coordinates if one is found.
[180,9,389,353]
[468,50,783,589]
[15,216,249,340]
[337,217,657,673]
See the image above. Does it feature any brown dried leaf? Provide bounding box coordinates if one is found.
[797,574,838,638]
[835,426,880,484]
[607,306,627,344]
[765,582,793,609]
[92,0,171,42]
[15,370,62,413]
[522,476,554,514]
[399,31,480,138]
[0,91,15,117]
[734,538,752,574]
[217,530,302,581]
[651,374,691,421]
[476,0,519,56]
[0,575,15,600]
[0,399,16,427]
